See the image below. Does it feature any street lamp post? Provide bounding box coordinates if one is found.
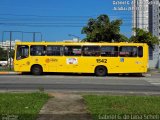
[68,34,80,42]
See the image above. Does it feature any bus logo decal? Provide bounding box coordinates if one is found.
[67,58,78,64]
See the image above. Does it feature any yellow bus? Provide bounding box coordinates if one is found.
[14,42,148,76]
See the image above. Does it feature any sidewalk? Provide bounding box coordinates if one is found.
[141,69,159,77]
[148,69,160,74]
[0,71,21,75]
[37,93,92,120]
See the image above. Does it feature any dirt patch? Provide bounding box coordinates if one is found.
[37,93,92,120]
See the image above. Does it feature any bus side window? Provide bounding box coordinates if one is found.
[47,45,63,56]
[138,46,143,57]
[101,46,118,57]
[64,46,81,56]
[119,46,137,57]
[30,45,46,56]
[82,46,100,56]
[16,45,29,60]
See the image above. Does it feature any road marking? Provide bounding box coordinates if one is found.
[145,79,160,86]
[147,80,160,82]
[151,83,160,85]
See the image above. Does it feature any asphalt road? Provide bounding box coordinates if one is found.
[0,74,160,93]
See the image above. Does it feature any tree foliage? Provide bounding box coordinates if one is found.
[0,47,14,61]
[81,14,128,42]
[0,47,7,61]
[130,28,159,48]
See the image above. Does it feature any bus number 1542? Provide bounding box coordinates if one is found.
[96,59,107,63]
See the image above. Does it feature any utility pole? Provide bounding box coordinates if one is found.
[22,32,42,42]
[9,32,12,71]
[2,31,23,71]
[33,32,36,42]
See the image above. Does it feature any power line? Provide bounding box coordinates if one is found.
[0,13,131,18]
[0,13,95,18]
[0,24,84,27]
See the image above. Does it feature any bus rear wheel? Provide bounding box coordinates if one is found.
[95,66,107,76]
[31,65,43,75]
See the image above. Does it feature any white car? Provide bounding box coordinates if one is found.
[0,61,8,66]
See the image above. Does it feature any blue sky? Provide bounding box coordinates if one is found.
[0,0,132,42]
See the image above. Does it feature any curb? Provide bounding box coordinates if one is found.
[149,72,160,75]
[0,72,22,75]
[143,73,152,77]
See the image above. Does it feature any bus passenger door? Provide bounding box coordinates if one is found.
[14,45,30,72]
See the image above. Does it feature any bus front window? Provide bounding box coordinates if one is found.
[16,45,29,60]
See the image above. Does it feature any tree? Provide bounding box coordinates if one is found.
[0,47,14,61]
[81,14,128,42]
[0,47,7,61]
[130,28,159,48]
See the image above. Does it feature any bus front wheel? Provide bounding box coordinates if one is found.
[95,66,107,76]
[31,65,43,75]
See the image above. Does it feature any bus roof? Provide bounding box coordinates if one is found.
[15,41,148,46]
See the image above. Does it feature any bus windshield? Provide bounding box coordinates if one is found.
[16,45,29,60]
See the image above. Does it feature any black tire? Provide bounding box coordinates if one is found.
[31,65,43,75]
[95,66,107,76]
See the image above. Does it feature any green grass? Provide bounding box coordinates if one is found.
[0,92,49,120]
[84,95,160,120]
[0,67,14,71]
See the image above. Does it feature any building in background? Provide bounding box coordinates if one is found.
[63,38,80,42]
[132,0,160,68]
[132,0,149,34]
[149,0,160,37]
[0,40,21,50]
[148,0,160,68]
